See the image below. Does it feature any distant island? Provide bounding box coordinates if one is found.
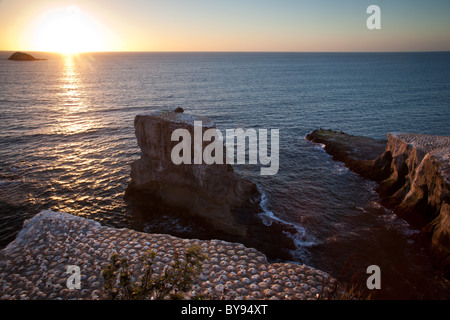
[8,52,46,61]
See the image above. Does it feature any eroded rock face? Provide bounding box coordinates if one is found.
[378,133,450,274]
[125,110,296,260]
[307,129,450,276]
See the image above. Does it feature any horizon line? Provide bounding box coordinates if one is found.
[1,49,450,55]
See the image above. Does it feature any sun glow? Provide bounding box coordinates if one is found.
[32,5,108,54]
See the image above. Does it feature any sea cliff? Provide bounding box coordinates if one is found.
[306,129,450,277]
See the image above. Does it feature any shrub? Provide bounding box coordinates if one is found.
[102,245,206,300]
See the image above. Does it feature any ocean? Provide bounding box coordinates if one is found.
[1,51,449,299]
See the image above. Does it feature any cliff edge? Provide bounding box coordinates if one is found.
[306,129,450,277]
[0,210,333,300]
[378,133,450,275]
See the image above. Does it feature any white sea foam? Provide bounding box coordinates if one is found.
[257,185,316,259]
[315,143,326,152]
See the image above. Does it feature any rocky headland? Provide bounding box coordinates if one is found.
[125,109,296,260]
[0,210,334,300]
[306,129,450,277]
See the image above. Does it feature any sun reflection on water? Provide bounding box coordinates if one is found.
[44,54,115,219]
[53,54,95,135]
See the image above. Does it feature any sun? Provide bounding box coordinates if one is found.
[32,5,107,54]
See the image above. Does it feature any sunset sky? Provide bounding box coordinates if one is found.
[0,0,449,53]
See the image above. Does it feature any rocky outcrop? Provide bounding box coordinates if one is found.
[0,210,334,300]
[8,52,45,61]
[306,129,450,277]
[306,129,390,181]
[377,133,450,275]
[125,109,296,260]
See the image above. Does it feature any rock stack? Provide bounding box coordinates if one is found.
[125,109,296,260]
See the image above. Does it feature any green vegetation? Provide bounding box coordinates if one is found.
[102,245,206,300]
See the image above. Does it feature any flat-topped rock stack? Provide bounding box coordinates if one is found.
[125,109,296,260]
[125,109,259,239]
